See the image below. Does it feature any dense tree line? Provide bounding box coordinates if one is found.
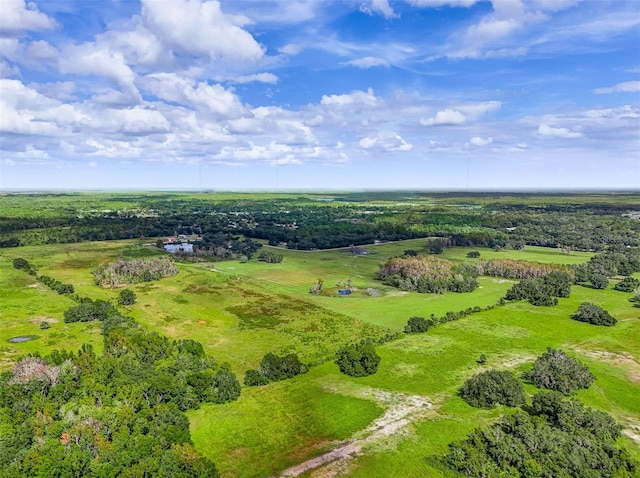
[93,257,179,288]
[377,255,478,294]
[504,270,573,306]
[0,312,241,476]
[4,193,638,252]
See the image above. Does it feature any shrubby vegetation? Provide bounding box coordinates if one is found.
[504,270,572,306]
[336,340,381,377]
[258,250,284,263]
[524,348,595,394]
[0,313,238,476]
[459,369,525,409]
[63,299,116,323]
[404,316,435,333]
[478,259,571,280]
[614,276,640,292]
[573,248,640,284]
[445,391,636,477]
[377,255,478,294]
[244,352,307,385]
[93,257,179,288]
[572,302,617,326]
[118,288,137,305]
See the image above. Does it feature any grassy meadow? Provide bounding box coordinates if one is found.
[1,237,639,477]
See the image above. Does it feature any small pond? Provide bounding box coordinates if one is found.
[8,335,39,343]
[338,289,352,295]
[164,243,193,253]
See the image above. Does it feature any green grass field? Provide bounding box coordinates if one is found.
[1,239,638,477]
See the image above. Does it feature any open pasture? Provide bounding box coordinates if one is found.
[1,236,638,477]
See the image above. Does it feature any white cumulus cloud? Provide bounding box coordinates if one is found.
[537,124,583,138]
[469,136,493,146]
[141,0,264,63]
[420,109,466,126]
[594,81,640,94]
[0,0,57,37]
[321,87,380,107]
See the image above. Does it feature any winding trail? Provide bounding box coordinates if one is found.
[278,389,433,477]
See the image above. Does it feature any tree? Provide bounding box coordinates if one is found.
[590,273,609,290]
[118,289,137,305]
[571,302,617,326]
[614,276,640,292]
[459,369,525,409]
[12,257,31,271]
[212,364,241,404]
[258,251,283,263]
[336,340,381,377]
[244,369,269,386]
[524,348,595,394]
[404,316,433,333]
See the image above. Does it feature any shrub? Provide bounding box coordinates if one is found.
[524,348,595,395]
[459,369,525,409]
[12,258,31,271]
[93,257,178,288]
[246,352,307,385]
[614,276,640,292]
[244,369,269,386]
[64,300,116,323]
[118,289,137,305]
[336,340,381,377]
[39,321,51,330]
[466,251,480,258]
[212,364,241,404]
[571,302,617,326]
[404,316,433,333]
[590,273,609,290]
[258,251,283,263]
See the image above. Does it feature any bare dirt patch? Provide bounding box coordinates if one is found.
[572,348,640,383]
[277,388,433,477]
[28,316,59,324]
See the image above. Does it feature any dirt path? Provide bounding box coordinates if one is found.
[277,389,433,477]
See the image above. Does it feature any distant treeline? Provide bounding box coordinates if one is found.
[2,194,639,251]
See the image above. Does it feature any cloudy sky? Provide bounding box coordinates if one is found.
[1,0,639,190]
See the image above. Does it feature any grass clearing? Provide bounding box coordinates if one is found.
[1,237,638,476]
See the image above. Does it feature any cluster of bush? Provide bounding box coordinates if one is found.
[404,304,499,334]
[477,258,571,280]
[1,308,239,476]
[258,250,284,263]
[446,348,637,476]
[573,248,640,289]
[335,340,381,377]
[244,352,307,385]
[571,302,617,326]
[378,255,478,294]
[614,276,640,292]
[504,270,573,306]
[93,257,179,288]
[445,391,636,477]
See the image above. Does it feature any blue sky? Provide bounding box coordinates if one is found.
[1,0,639,190]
